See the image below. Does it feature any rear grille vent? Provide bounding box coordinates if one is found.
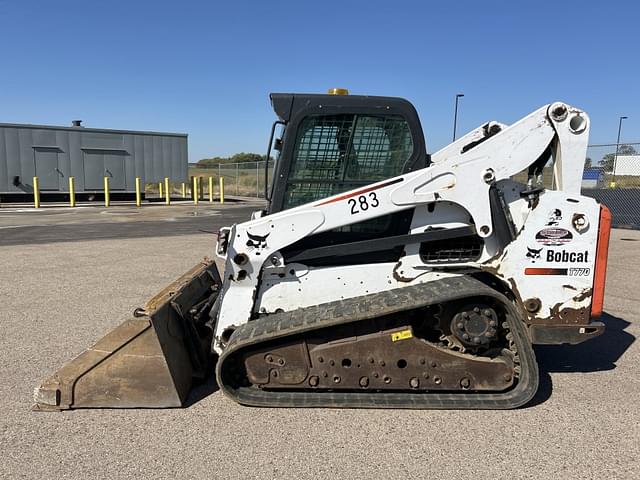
[420,234,483,264]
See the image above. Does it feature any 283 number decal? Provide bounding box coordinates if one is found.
[348,192,379,214]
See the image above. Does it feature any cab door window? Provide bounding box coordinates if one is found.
[284,114,413,208]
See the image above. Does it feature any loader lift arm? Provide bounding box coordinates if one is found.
[214,102,590,341]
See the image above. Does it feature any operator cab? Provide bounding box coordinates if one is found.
[266,89,429,213]
[263,90,430,264]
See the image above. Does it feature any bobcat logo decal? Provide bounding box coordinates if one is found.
[246,232,270,250]
[546,208,562,226]
[526,247,542,261]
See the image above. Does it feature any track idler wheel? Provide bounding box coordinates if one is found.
[450,305,499,351]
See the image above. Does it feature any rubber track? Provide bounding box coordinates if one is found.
[216,276,539,409]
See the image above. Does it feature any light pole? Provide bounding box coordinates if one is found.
[613,115,628,181]
[453,93,464,141]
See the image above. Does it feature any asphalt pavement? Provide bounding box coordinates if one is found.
[0,207,638,479]
[0,200,262,245]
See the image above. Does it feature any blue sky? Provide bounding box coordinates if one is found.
[1,1,638,162]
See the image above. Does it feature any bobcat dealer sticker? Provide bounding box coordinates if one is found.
[535,227,573,246]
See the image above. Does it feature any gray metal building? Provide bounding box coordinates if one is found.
[0,121,187,200]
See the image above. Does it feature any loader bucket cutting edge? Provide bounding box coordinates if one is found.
[33,259,221,411]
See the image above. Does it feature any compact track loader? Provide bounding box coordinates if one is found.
[34,90,612,410]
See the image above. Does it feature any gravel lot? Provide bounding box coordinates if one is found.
[1,225,638,479]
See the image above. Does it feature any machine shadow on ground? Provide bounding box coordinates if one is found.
[534,312,634,373]
[183,313,635,410]
[527,312,635,408]
[186,369,220,407]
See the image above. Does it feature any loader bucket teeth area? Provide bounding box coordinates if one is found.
[33,260,221,411]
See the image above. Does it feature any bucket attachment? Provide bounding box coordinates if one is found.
[33,259,221,411]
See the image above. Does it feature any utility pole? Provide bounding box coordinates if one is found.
[613,115,628,181]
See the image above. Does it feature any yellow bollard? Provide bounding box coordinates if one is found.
[164,177,170,205]
[193,176,199,205]
[69,177,76,207]
[208,177,214,203]
[219,176,224,204]
[104,176,110,207]
[135,177,142,207]
[181,182,186,199]
[33,176,40,209]
[158,181,163,198]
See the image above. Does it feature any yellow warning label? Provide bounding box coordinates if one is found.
[391,329,413,342]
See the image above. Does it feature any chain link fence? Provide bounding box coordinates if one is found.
[189,161,273,198]
[582,143,640,229]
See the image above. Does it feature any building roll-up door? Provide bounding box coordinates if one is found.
[104,152,126,190]
[82,149,127,190]
[34,147,62,190]
[83,151,104,190]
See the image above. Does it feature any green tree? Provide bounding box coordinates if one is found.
[196,156,227,167]
[600,145,637,172]
[196,152,267,167]
[230,152,265,163]
[584,157,592,169]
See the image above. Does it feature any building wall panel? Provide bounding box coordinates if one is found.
[0,123,187,195]
[4,129,21,191]
[0,129,8,191]
[19,129,34,182]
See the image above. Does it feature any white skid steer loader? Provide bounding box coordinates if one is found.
[34,90,611,410]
